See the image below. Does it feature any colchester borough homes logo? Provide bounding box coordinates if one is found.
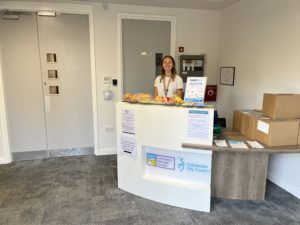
[178,157,185,172]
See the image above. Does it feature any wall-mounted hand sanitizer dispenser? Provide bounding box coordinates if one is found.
[103,89,114,100]
[103,76,114,100]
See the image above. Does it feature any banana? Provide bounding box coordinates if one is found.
[172,95,184,104]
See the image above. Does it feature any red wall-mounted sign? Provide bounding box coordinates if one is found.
[204,85,217,102]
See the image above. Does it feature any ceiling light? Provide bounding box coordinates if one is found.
[38,11,56,17]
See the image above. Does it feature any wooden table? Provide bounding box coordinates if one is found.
[182,130,300,200]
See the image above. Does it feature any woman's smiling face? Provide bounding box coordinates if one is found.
[162,57,174,72]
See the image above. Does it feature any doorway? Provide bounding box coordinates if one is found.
[122,19,171,94]
[118,13,176,97]
[0,13,94,160]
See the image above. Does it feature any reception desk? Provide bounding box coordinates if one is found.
[116,102,300,212]
[116,102,214,212]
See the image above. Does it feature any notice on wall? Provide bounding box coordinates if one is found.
[119,135,137,158]
[146,153,175,170]
[187,110,209,139]
[121,109,135,134]
[184,77,207,105]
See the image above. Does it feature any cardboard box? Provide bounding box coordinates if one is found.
[254,119,300,146]
[298,129,300,146]
[232,109,252,131]
[240,113,267,139]
[262,94,300,119]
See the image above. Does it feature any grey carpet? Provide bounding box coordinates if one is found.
[0,155,299,225]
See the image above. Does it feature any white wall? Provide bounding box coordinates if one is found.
[93,4,220,153]
[218,0,300,198]
[0,2,220,156]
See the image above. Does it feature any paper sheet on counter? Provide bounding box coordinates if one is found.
[214,140,228,147]
[228,140,248,149]
[247,141,264,149]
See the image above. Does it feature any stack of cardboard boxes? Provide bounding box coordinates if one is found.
[233,94,300,147]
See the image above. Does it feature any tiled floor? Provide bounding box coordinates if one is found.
[0,155,299,225]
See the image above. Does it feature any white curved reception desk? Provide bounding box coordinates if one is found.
[116,102,214,212]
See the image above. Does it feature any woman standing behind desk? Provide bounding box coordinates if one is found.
[154,55,183,99]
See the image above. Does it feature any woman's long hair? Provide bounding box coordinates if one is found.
[160,55,177,82]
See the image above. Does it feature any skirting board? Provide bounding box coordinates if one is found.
[0,157,11,164]
[12,147,94,161]
[96,148,116,156]
[267,173,300,199]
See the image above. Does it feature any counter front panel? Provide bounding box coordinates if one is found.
[116,102,214,212]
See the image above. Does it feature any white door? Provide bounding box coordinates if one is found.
[0,14,47,153]
[37,14,93,150]
[0,13,93,154]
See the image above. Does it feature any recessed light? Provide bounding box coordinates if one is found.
[38,11,56,17]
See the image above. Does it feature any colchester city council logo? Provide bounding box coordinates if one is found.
[178,157,185,172]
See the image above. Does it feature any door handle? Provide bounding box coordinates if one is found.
[44,96,50,113]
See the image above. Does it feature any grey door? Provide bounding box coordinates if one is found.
[122,19,171,94]
[0,13,93,157]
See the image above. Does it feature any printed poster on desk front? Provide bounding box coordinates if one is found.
[184,77,207,106]
[121,109,135,135]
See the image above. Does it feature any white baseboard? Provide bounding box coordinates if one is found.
[0,157,11,164]
[95,148,117,156]
[268,173,300,199]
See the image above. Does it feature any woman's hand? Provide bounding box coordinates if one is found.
[176,89,183,99]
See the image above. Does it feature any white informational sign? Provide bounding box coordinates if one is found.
[184,77,207,105]
[121,109,135,134]
[144,146,211,185]
[119,135,137,157]
[187,110,209,139]
[257,120,270,134]
[220,67,235,86]
[146,153,175,170]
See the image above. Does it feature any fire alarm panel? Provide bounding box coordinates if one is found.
[179,55,205,82]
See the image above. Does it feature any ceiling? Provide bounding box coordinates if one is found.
[2,0,241,11]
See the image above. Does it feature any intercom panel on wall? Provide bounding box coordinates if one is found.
[179,55,205,82]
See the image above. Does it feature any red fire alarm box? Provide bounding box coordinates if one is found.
[204,85,217,101]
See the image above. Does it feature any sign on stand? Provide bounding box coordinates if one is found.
[184,77,207,106]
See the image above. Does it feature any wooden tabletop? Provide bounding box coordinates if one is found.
[182,128,300,154]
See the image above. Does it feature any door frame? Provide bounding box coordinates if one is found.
[0,2,99,163]
[117,13,176,99]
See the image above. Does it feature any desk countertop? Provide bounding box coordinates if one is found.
[182,128,300,154]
